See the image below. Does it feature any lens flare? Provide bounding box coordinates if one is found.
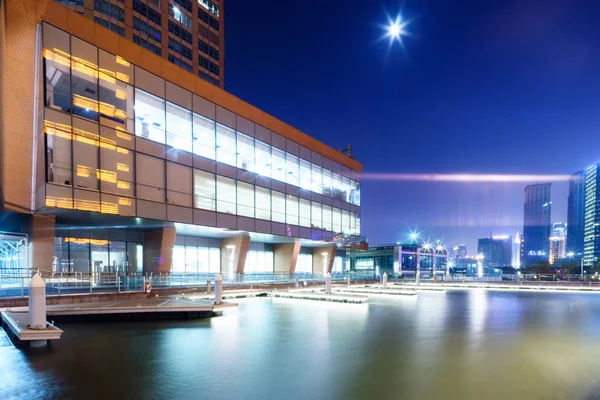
[362,173,570,183]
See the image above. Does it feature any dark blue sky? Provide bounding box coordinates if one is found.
[224,0,600,253]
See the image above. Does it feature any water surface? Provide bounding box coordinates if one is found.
[3,290,600,400]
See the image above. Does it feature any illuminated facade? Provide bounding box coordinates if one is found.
[549,222,566,264]
[55,0,224,87]
[584,164,600,267]
[522,183,551,266]
[567,171,585,257]
[511,232,521,268]
[0,2,363,275]
[477,236,512,269]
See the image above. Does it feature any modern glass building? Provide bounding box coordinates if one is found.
[522,183,551,266]
[55,0,224,87]
[477,236,512,269]
[567,170,585,257]
[347,244,448,277]
[0,1,363,276]
[584,164,600,267]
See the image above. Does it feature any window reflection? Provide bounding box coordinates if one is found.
[193,114,216,159]
[166,102,192,152]
[135,89,165,143]
[216,124,236,166]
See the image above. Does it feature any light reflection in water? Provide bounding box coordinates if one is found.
[2,292,600,399]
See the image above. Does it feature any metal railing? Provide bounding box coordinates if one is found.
[0,269,379,298]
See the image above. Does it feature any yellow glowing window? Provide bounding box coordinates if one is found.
[118,197,132,206]
[117,163,130,172]
[117,180,130,189]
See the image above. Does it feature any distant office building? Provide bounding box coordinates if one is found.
[478,236,512,269]
[567,171,585,257]
[549,223,567,264]
[453,244,467,259]
[522,183,552,265]
[450,257,480,276]
[512,232,521,268]
[584,164,600,267]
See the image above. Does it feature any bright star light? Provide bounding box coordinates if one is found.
[376,13,413,49]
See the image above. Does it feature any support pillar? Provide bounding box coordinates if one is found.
[143,227,176,274]
[274,239,301,274]
[26,214,55,273]
[221,235,250,276]
[313,245,336,275]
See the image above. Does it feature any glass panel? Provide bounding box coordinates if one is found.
[135,89,166,144]
[216,123,236,166]
[255,186,271,220]
[186,245,198,273]
[166,102,192,152]
[286,195,299,226]
[198,247,209,273]
[100,145,134,197]
[91,240,109,273]
[71,37,99,120]
[299,199,311,227]
[209,247,220,273]
[98,72,133,132]
[99,49,134,84]
[43,46,71,112]
[46,122,72,185]
[136,244,144,272]
[255,140,271,177]
[342,177,351,203]
[286,154,299,186]
[322,169,332,197]
[53,237,70,272]
[333,207,342,233]
[70,240,90,272]
[237,133,254,172]
[300,159,311,190]
[109,241,127,272]
[194,169,216,210]
[216,176,236,214]
[323,205,332,231]
[172,245,186,273]
[311,202,322,229]
[351,213,357,235]
[136,154,165,202]
[192,113,216,159]
[271,191,285,223]
[271,147,286,182]
[312,164,323,194]
[342,210,350,234]
[296,253,313,273]
[237,181,255,218]
[332,173,344,201]
[73,130,99,190]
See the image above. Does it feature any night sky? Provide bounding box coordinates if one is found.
[224,0,600,254]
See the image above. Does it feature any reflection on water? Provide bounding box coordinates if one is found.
[3,291,600,400]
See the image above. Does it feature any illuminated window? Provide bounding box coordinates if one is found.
[342,210,350,235]
[255,186,271,220]
[216,176,235,214]
[271,191,285,223]
[286,154,299,186]
[255,140,271,177]
[194,169,215,210]
[332,173,344,201]
[100,142,134,197]
[296,253,313,273]
[236,133,254,172]
[72,118,99,190]
[333,208,342,233]
[322,169,332,197]
[185,245,198,272]
[323,205,332,231]
[244,250,274,273]
[216,124,236,166]
[172,245,186,273]
[71,37,99,121]
[299,160,312,190]
[193,114,216,159]
[271,147,286,183]
[286,195,299,226]
[312,164,323,194]
[299,199,311,227]
[98,73,133,132]
[166,102,192,152]
[236,182,254,218]
[311,202,322,229]
[135,89,165,144]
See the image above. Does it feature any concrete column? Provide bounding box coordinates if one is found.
[274,239,301,274]
[143,227,176,274]
[312,245,336,274]
[221,235,250,275]
[26,214,55,273]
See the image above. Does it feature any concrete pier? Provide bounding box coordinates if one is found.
[1,311,63,347]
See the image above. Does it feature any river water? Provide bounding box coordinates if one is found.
[3,290,600,400]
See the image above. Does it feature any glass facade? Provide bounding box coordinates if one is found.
[172,244,220,273]
[41,23,361,241]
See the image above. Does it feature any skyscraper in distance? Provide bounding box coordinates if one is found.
[522,183,551,266]
[584,164,600,267]
[567,171,585,257]
[549,223,567,264]
[478,236,512,269]
[512,232,521,268]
